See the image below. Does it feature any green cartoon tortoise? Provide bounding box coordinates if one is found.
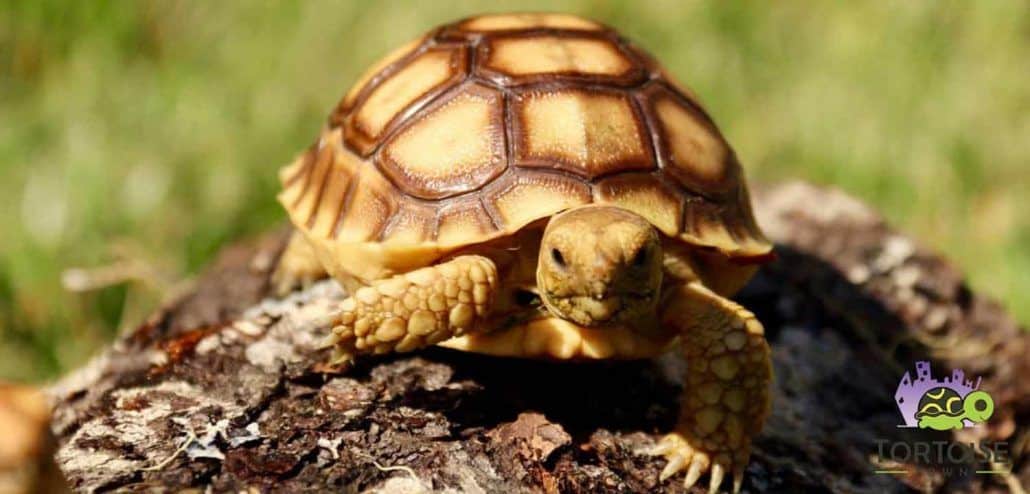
[915,387,994,430]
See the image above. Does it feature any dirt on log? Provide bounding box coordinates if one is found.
[48,182,1029,493]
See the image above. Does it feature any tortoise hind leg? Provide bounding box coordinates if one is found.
[325,255,498,366]
[652,282,772,494]
[272,232,328,295]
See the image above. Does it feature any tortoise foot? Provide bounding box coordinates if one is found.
[649,432,745,494]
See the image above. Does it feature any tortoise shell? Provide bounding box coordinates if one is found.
[915,387,964,419]
[279,13,771,283]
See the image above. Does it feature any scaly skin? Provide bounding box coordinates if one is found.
[654,282,772,494]
[272,232,328,295]
[324,255,498,364]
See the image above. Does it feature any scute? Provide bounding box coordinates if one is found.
[381,199,436,244]
[337,37,424,115]
[436,200,497,246]
[334,165,398,243]
[511,88,653,179]
[289,140,336,227]
[680,182,769,257]
[378,84,506,200]
[485,171,592,230]
[280,13,772,284]
[278,142,318,206]
[594,174,683,236]
[345,44,467,156]
[478,35,644,86]
[307,148,355,237]
[643,83,736,195]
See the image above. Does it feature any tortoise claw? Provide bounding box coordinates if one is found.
[732,467,744,494]
[708,463,725,494]
[648,432,746,493]
[684,457,706,489]
[659,453,687,481]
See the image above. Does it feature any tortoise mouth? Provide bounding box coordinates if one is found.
[544,291,656,327]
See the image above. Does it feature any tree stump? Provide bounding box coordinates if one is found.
[48,182,1029,493]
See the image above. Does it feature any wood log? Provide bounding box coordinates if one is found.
[48,182,1029,493]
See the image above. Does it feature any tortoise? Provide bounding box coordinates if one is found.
[274,13,773,493]
[916,387,994,431]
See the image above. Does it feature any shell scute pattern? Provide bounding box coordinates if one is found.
[343,43,469,156]
[483,171,592,229]
[281,13,770,262]
[476,33,646,87]
[641,82,737,195]
[510,88,654,179]
[594,173,683,236]
[334,165,398,243]
[435,199,497,246]
[379,83,506,200]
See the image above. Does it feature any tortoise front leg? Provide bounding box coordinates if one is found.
[325,255,498,365]
[652,282,772,494]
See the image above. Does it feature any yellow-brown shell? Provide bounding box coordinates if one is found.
[279,13,771,283]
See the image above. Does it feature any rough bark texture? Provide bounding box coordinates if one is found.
[49,182,1029,493]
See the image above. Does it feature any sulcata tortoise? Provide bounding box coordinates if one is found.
[274,13,774,493]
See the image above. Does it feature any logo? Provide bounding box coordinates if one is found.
[875,361,1010,477]
[894,361,994,431]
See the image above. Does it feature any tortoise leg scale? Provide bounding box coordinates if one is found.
[325,255,498,364]
[652,282,772,494]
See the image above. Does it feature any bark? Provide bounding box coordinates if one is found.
[48,182,1029,493]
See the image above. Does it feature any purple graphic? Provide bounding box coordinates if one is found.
[895,361,981,427]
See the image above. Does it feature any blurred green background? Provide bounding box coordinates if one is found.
[1,1,1027,382]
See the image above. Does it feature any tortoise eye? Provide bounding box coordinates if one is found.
[632,247,649,267]
[551,248,566,267]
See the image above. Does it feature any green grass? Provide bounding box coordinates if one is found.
[1,1,1027,382]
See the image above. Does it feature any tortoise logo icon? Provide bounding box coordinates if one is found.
[895,361,994,430]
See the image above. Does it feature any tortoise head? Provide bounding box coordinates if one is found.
[537,205,662,327]
[962,390,994,424]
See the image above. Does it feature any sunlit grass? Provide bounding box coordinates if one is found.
[1,1,1027,382]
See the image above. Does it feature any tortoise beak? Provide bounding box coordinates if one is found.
[576,296,623,323]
